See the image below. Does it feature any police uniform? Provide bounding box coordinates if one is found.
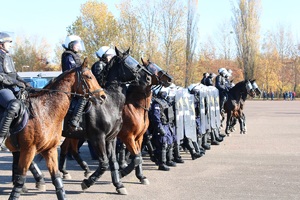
[150,94,175,171]
[215,73,227,112]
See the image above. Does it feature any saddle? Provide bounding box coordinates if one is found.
[0,102,29,149]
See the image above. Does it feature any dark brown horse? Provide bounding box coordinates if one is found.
[4,58,106,200]
[220,80,256,136]
[117,59,173,184]
[57,47,152,195]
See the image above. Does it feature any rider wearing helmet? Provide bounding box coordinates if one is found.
[225,69,234,89]
[0,32,30,142]
[61,35,85,72]
[215,68,228,113]
[204,73,215,86]
[200,72,209,85]
[61,35,86,131]
[91,46,116,85]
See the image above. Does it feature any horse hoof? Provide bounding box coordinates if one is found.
[63,173,72,180]
[36,183,46,192]
[140,178,150,185]
[21,185,28,193]
[117,187,128,195]
[81,181,89,191]
[226,133,230,137]
[84,171,92,178]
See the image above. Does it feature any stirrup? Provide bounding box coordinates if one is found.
[68,124,83,132]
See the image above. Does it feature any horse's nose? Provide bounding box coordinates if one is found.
[100,94,107,104]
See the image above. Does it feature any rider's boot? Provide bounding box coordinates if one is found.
[0,99,21,137]
[69,97,87,131]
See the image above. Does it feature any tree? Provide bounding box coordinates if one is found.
[117,0,144,58]
[231,0,261,79]
[185,0,199,87]
[12,35,52,72]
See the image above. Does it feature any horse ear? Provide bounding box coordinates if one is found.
[141,57,147,66]
[125,48,130,55]
[115,46,120,56]
[82,57,88,69]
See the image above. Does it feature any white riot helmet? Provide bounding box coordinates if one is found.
[218,68,228,76]
[62,35,85,52]
[227,69,233,77]
[96,46,116,58]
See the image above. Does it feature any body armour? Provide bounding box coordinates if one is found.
[61,50,82,71]
[153,97,175,125]
[0,50,16,74]
[215,75,226,91]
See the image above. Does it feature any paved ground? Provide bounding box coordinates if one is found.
[1,100,300,200]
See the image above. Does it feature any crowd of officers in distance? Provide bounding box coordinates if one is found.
[0,32,235,172]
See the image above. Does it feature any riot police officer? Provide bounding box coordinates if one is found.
[150,87,176,171]
[61,35,86,131]
[205,73,215,86]
[201,72,209,85]
[0,32,30,140]
[91,46,116,85]
[215,68,228,113]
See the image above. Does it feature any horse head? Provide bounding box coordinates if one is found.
[250,79,261,97]
[141,58,173,87]
[245,79,256,98]
[73,57,106,103]
[104,47,152,87]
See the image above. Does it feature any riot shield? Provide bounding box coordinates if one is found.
[207,86,217,130]
[175,87,185,141]
[182,88,197,142]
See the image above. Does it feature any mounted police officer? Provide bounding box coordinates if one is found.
[150,87,176,171]
[0,32,30,142]
[201,72,209,85]
[225,69,234,89]
[91,46,116,85]
[215,68,229,113]
[61,35,86,131]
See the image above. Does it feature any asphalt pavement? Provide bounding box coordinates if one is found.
[0,100,300,200]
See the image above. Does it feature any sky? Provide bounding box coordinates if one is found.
[1,0,300,55]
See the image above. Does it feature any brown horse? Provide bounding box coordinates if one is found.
[4,58,106,200]
[118,58,173,184]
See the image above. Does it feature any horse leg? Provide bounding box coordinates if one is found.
[9,149,35,200]
[225,112,232,136]
[11,151,29,194]
[117,142,128,169]
[81,139,109,191]
[134,137,149,185]
[70,139,92,178]
[238,114,247,134]
[59,138,71,180]
[29,160,46,191]
[242,113,247,133]
[107,139,127,195]
[41,148,67,200]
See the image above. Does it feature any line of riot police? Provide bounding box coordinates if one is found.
[137,81,226,171]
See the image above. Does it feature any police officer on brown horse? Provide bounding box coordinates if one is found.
[0,32,30,139]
